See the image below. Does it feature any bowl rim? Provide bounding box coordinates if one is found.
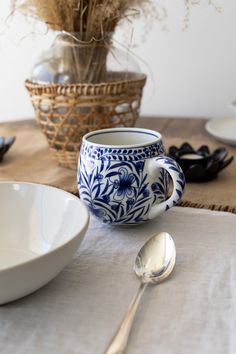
[0,181,89,274]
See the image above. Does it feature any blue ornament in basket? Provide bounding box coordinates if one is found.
[78,128,185,225]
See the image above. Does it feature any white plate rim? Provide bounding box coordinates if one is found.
[205,117,236,145]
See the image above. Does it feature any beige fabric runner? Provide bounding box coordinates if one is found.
[0,120,235,212]
[1,207,236,354]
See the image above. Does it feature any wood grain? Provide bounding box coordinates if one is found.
[1,117,236,213]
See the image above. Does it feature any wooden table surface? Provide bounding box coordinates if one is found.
[137,116,208,139]
[1,117,236,213]
[1,116,208,140]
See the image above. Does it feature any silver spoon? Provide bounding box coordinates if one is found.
[104,232,176,354]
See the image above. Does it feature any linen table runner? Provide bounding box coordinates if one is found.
[0,207,236,354]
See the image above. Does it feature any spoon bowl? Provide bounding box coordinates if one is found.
[134,232,176,284]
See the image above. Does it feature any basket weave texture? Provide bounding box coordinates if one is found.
[25,72,146,170]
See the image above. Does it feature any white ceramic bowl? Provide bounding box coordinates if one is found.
[0,182,89,304]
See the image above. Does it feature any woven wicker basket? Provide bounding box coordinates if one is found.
[25,72,146,170]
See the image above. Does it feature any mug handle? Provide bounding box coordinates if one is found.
[147,156,185,219]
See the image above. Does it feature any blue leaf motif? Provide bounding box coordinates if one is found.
[134,197,151,208]
[81,190,91,197]
[139,184,149,196]
[103,179,109,194]
[169,166,179,172]
[95,184,101,198]
[106,171,121,177]
[110,162,131,170]
[156,182,165,194]
[82,197,91,203]
[176,189,182,198]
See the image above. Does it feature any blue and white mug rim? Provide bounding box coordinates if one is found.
[82,127,162,149]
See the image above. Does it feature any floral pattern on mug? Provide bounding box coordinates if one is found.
[78,152,169,224]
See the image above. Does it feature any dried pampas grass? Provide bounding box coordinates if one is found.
[11,0,221,84]
[11,0,153,41]
[11,1,221,40]
[11,1,153,83]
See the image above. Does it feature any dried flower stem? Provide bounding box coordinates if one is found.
[11,0,221,84]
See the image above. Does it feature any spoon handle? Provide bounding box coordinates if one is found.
[104,282,148,354]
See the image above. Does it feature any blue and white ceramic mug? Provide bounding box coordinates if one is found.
[78,128,185,225]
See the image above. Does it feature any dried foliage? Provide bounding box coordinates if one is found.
[11,0,153,41]
[11,0,221,84]
[11,1,221,40]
